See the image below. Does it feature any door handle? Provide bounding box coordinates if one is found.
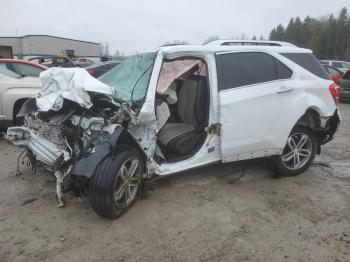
[277,86,294,94]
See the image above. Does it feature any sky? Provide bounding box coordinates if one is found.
[1,0,349,55]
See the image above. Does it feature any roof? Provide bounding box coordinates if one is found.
[0,59,48,69]
[205,39,297,47]
[0,35,100,45]
[155,44,312,55]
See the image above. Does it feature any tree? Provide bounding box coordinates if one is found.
[112,50,126,61]
[294,17,303,46]
[268,7,350,60]
[270,24,286,41]
[162,40,189,46]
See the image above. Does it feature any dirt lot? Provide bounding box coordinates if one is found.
[0,104,349,262]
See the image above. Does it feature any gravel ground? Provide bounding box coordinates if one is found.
[0,103,349,262]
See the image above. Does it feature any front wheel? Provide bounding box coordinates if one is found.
[271,126,317,177]
[89,144,144,219]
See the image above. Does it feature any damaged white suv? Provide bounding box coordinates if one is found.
[7,44,340,219]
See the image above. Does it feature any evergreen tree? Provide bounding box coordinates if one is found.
[270,24,286,41]
[268,7,350,60]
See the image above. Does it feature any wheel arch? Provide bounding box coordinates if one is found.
[13,98,29,124]
[71,126,148,178]
[294,107,322,130]
[288,106,336,154]
[117,130,148,172]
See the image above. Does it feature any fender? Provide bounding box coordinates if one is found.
[2,87,39,121]
[71,126,125,178]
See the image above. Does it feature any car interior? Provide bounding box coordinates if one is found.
[154,57,209,163]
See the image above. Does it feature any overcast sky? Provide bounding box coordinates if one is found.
[1,0,349,55]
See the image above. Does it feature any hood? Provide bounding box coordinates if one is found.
[36,67,114,111]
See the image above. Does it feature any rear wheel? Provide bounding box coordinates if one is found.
[89,144,144,219]
[271,126,317,177]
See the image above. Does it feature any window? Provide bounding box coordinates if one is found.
[332,62,343,68]
[11,63,44,77]
[328,67,341,75]
[275,59,293,79]
[341,62,350,70]
[0,63,20,78]
[216,52,292,90]
[281,53,330,80]
[323,66,331,74]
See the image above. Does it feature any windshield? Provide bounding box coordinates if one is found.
[342,62,350,70]
[98,52,156,104]
[0,63,20,78]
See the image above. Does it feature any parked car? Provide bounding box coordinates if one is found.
[0,59,47,77]
[322,64,342,83]
[29,56,75,68]
[0,65,41,128]
[320,60,350,73]
[85,61,120,78]
[73,57,94,68]
[7,43,340,219]
[338,70,350,101]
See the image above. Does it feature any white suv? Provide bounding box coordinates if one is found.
[7,43,340,219]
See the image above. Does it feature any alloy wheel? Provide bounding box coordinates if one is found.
[113,157,141,208]
[281,133,313,170]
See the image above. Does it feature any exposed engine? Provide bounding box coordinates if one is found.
[6,67,158,209]
[7,97,132,206]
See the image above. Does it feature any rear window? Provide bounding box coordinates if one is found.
[281,53,330,80]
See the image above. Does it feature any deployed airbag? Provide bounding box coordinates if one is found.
[37,68,114,111]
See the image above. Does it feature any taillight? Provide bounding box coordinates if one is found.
[329,82,339,105]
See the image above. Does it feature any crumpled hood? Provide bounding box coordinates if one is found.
[37,67,114,111]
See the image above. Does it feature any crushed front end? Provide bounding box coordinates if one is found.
[7,97,128,206]
[6,67,154,207]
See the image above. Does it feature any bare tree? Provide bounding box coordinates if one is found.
[162,40,189,46]
[203,36,220,44]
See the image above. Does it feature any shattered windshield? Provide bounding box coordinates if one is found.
[98,52,157,104]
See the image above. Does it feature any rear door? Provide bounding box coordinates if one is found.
[216,51,296,162]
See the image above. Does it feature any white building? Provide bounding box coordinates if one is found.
[0,35,101,61]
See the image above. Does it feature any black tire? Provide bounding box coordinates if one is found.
[89,144,144,219]
[271,126,317,177]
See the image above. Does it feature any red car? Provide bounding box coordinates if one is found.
[0,59,47,77]
[322,64,342,83]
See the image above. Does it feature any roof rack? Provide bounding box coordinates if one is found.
[205,40,296,47]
